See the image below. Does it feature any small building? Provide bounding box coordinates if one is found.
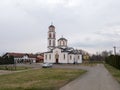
[3,53,36,64]
[36,53,44,63]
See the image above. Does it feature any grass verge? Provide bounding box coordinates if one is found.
[80,61,102,66]
[104,64,120,83]
[0,68,86,90]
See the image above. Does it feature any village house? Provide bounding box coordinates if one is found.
[3,53,37,64]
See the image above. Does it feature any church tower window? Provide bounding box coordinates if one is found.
[49,40,51,46]
[53,33,55,38]
[49,33,51,38]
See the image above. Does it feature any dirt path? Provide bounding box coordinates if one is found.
[0,70,14,75]
[60,64,120,90]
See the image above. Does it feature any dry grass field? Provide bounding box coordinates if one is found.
[0,68,86,90]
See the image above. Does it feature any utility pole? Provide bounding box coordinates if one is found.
[113,46,116,55]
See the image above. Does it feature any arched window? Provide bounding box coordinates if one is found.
[64,54,65,60]
[49,33,51,38]
[70,55,72,60]
[49,40,51,46]
[60,41,62,45]
[63,41,65,46]
[49,54,51,60]
[53,40,55,46]
[53,33,55,38]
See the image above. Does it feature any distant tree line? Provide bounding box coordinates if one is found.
[90,51,112,61]
[0,56,14,65]
[105,55,120,69]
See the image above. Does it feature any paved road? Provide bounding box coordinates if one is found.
[60,64,120,90]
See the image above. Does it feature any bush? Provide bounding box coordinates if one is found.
[0,56,14,65]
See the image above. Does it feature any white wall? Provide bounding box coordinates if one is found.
[77,55,82,63]
[59,53,68,63]
[44,48,82,64]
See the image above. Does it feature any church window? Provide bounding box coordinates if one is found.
[70,55,72,60]
[53,33,55,38]
[63,41,65,46]
[78,56,80,59]
[64,54,65,60]
[60,41,61,45]
[53,40,55,46]
[49,40,51,46]
[62,41,63,45]
[49,54,51,60]
[49,33,51,38]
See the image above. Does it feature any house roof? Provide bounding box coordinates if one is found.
[36,55,44,60]
[3,53,36,58]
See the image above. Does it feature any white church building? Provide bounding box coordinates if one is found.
[44,24,82,64]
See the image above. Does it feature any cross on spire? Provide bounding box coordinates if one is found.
[51,22,53,25]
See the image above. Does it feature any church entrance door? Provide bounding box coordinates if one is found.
[55,53,59,64]
[56,59,58,64]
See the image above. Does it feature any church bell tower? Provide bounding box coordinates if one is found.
[48,24,56,51]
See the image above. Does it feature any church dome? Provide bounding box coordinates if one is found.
[58,36,67,47]
[48,25,55,32]
[58,37,67,41]
[49,25,55,28]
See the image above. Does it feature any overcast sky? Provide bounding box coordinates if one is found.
[0,0,120,55]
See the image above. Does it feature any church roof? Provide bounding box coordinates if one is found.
[45,46,83,55]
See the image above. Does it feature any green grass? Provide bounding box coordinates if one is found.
[0,68,86,90]
[104,64,120,83]
[0,65,31,71]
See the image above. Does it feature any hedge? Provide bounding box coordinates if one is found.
[105,55,120,69]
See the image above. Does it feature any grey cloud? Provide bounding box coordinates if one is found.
[0,0,120,55]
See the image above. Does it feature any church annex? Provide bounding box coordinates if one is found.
[44,24,82,64]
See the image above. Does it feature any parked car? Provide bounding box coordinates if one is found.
[42,63,53,68]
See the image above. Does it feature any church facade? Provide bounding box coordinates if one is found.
[44,24,82,64]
